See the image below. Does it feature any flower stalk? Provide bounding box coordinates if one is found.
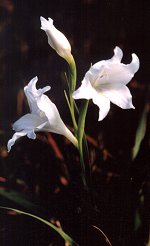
[66,54,89,188]
[67,55,78,134]
[77,100,89,188]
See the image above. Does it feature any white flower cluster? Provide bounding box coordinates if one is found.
[8,17,139,151]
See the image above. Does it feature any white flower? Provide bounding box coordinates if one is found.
[73,46,140,121]
[7,77,78,152]
[40,16,72,63]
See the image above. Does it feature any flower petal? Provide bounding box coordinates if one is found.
[37,94,78,146]
[40,16,53,31]
[73,78,95,100]
[24,76,50,114]
[110,46,123,62]
[84,48,139,88]
[7,131,27,152]
[8,115,49,151]
[92,92,110,121]
[85,47,123,84]
[27,130,36,139]
[13,113,46,132]
[26,76,50,97]
[101,84,135,109]
[126,53,140,74]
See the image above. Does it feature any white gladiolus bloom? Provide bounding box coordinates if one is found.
[7,77,78,152]
[40,16,72,63]
[73,46,140,121]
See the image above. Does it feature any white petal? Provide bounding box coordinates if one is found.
[27,130,36,139]
[101,84,135,109]
[24,76,50,99]
[91,62,137,88]
[73,79,95,100]
[24,77,50,114]
[37,94,77,145]
[24,77,39,113]
[24,76,38,95]
[37,95,62,130]
[13,113,46,131]
[92,92,110,121]
[7,131,27,152]
[36,122,48,130]
[110,46,123,62]
[40,16,53,30]
[84,49,139,88]
[126,53,140,74]
[85,47,123,84]
[7,114,48,151]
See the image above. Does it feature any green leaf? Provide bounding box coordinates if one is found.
[0,206,79,246]
[132,104,148,160]
[134,208,142,231]
[0,189,39,212]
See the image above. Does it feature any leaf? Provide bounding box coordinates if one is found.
[134,208,142,231]
[0,189,39,211]
[92,225,112,246]
[132,104,149,160]
[0,206,79,246]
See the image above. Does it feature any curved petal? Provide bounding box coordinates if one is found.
[24,77,51,114]
[91,61,138,88]
[73,79,111,120]
[24,77,39,113]
[85,63,106,86]
[13,113,46,132]
[27,130,36,139]
[37,94,63,132]
[25,76,50,97]
[84,48,139,88]
[101,84,135,109]
[92,92,110,121]
[7,131,27,152]
[37,94,77,146]
[24,76,38,97]
[8,113,50,151]
[85,47,123,85]
[40,16,53,31]
[126,53,140,74]
[109,46,123,62]
[73,78,95,100]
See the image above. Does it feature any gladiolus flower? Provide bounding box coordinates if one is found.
[7,77,78,152]
[73,46,139,121]
[40,16,72,63]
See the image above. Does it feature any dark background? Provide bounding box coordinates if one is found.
[0,0,150,246]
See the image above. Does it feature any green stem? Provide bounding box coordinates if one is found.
[67,55,78,134]
[77,100,89,188]
[67,56,90,188]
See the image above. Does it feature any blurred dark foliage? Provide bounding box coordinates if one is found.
[0,0,150,245]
